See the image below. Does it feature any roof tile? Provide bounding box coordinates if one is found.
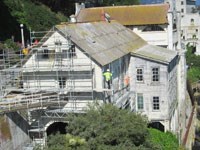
[76,4,169,25]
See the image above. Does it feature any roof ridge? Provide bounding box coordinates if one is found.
[80,3,169,10]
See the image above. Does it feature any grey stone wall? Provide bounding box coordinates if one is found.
[6,112,31,150]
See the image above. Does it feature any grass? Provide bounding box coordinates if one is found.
[187,67,200,83]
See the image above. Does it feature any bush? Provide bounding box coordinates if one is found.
[186,46,200,82]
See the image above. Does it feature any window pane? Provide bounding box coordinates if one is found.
[152,67,159,82]
[136,68,143,81]
[137,93,144,110]
[153,96,160,110]
[59,77,66,88]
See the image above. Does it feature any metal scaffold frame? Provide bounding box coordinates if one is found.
[0,27,94,115]
[0,27,95,148]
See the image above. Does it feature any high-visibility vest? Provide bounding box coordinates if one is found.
[103,71,112,81]
[22,48,29,55]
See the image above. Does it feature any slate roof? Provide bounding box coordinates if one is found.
[76,4,169,25]
[55,21,176,66]
[132,44,177,64]
[56,21,146,66]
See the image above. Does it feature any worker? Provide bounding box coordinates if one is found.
[103,68,112,89]
[34,39,38,45]
[124,75,130,86]
[22,48,29,56]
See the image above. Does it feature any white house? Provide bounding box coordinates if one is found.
[0,20,186,146]
[15,21,180,133]
[177,0,200,55]
[130,44,178,132]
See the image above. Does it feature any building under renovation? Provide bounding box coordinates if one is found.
[0,20,193,149]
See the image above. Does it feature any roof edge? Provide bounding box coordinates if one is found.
[131,52,171,65]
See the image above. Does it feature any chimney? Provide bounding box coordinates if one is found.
[75,2,85,15]
[70,15,76,23]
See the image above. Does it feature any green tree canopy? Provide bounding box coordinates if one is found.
[1,0,68,41]
[66,104,157,149]
[46,104,180,150]
[186,45,200,82]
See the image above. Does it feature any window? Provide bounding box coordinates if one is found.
[70,44,76,58]
[43,49,49,59]
[173,23,177,30]
[191,18,194,25]
[152,67,159,82]
[153,96,160,110]
[136,68,143,82]
[137,93,144,110]
[181,9,184,13]
[181,1,184,5]
[143,25,164,32]
[59,77,66,88]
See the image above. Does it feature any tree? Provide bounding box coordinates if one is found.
[186,45,200,82]
[66,104,157,149]
[2,0,68,41]
[46,104,180,150]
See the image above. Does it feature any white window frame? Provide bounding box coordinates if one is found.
[181,1,184,5]
[136,68,143,82]
[137,93,144,111]
[152,96,160,111]
[152,67,159,82]
[58,77,66,88]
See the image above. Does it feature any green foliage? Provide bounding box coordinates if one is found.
[4,39,21,51]
[187,67,200,82]
[46,133,67,150]
[148,128,179,150]
[186,46,200,82]
[46,104,180,150]
[66,104,156,149]
[1,0,67,41]
[186,46,200,67]
[46,133,88,150]
[3,0,67,32]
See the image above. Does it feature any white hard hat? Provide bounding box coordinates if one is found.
[107,68,110,71]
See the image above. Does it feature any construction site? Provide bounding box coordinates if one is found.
[0,20,136,149]
[0,19,197,149]
[0,29,101,148]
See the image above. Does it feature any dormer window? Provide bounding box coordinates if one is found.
[143,25,164,32]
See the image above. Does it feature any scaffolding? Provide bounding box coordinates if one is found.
[0,28,94,115]
[0,28,97,147]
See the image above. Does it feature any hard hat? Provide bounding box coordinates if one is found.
[107,68,110,71]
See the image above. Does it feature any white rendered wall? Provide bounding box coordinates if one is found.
[133,26,168,47]
[129,56,178,130]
